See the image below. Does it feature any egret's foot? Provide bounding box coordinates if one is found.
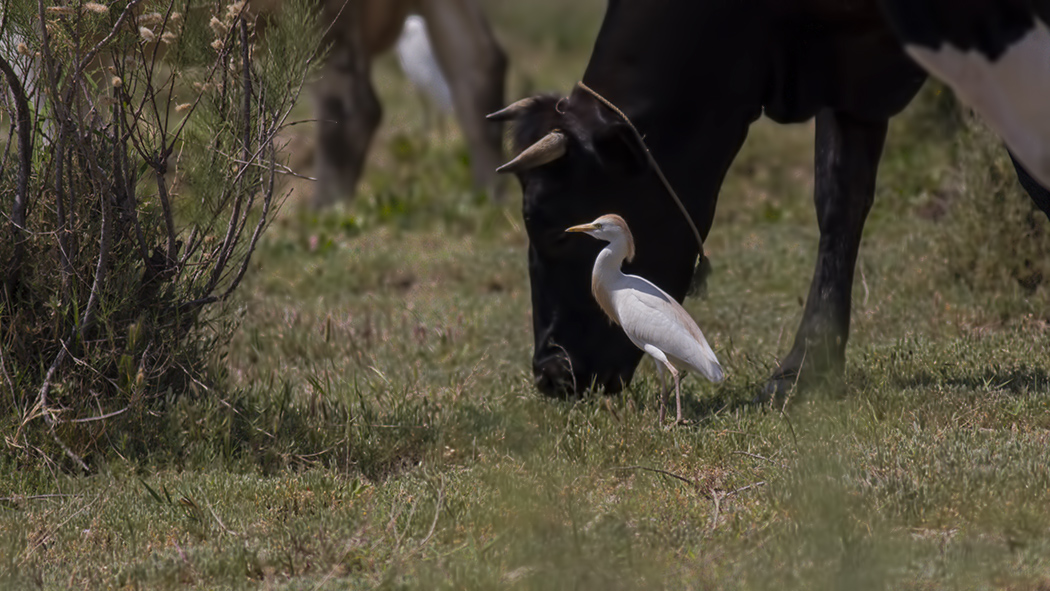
[658,389,669,425]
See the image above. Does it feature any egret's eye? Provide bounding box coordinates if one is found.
[594,223,603,230]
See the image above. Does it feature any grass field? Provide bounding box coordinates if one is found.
[6,2,1050,589]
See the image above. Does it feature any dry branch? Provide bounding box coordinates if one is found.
[2,0,319,469]
[0,53,32,295]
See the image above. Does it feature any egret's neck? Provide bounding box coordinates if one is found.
[593,238,630,283]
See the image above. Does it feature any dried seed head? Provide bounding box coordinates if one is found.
[210,38,224,51]
[209,16,227,37]
[139,27,155,43]
[161,31,177,44]
[46,6,74,16]
[139,12,163,27]
[111,76,122,88]
[83,2,108,14]
[16,42,30,56]
[175,103,191,112]
[226,0,248,19]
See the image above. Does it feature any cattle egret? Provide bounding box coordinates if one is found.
[496,2,1050,402]
[396,15,454,126]
[566,214,723,424]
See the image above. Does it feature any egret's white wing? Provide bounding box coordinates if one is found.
[610,274,724,382]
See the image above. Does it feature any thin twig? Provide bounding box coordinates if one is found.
[214,148,317,180]
[0,494,80,503]
[60,406,129,424]
[708,481,768,531]
[53,123,73,296]
[415,478,445,552]
[112,83,149,264]
[155,160,178,263]
[393,493,420,551]
[610,465,694,487]
[709,490,721,530]
[203,18,254,296]
[220,140,277,300]
[73,0,146,82]
[0,338,15,409]
[725,481,767,498]
[36,341,88,473]
[35,1,79,296]
[730,451,783,467]
[78,157,114,342]
[860,257,870,308]
[200,490,240,537]
[21,492,102,561]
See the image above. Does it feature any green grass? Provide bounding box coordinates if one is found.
[6,3,1050,589]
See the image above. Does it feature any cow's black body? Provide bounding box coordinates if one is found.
[880,0,1049,59]
[508,0,1050,398]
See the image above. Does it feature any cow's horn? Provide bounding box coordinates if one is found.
[496,131,568,174]
[486,96,540,121]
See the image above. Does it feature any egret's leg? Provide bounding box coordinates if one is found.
[653,357,668,424]
[672,366,683,424]
[644,346,679,426]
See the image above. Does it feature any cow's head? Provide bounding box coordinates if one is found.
[490,90,701,397]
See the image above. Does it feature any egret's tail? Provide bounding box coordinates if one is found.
[695,352,725,383]
[691,331,724,383]
[673,337,724,383]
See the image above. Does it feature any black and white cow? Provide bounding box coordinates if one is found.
[490,0,1050,399]
[882,0,1050,192]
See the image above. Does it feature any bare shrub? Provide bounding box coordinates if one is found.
[0,0,319,470]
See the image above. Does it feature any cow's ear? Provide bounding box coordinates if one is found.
[592,121,648,175]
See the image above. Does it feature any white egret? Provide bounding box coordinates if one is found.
[566,214,723,424]
[395,15,454,129]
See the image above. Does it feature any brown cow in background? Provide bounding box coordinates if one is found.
[305,0,507,207]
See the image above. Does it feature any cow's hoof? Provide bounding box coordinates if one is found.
[754,374,798,404]
[756,368,846,404]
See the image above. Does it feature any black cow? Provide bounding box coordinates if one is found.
[490,0,1050,399]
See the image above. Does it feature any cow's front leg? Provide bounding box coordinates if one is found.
[312,3,382,209]
[761,109,888,401]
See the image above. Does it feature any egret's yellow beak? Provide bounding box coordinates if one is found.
[565,223,597,233]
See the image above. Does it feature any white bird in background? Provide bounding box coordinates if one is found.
[566,214,724,425]
[396,15,454,129]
